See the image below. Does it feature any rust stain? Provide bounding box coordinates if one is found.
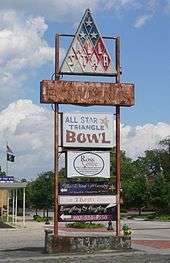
[40,80,135,107]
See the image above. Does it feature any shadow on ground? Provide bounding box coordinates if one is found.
[0,222,14,228]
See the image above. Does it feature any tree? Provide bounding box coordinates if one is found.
[133,149,162,179]
[159,138,170,180]
[123,175,149,215]
[149,174,170,213]
[29,171,53,216]
[0,167,6,177]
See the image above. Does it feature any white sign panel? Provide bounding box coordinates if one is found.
[59,195,116,205]
[62,112,114,148]
[67,151,110,178]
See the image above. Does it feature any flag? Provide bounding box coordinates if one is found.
[6,145,15,162]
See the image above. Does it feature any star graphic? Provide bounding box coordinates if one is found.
[100,116,109,128]
[79,31,86,39]
[86,17,92,27]
[91,31,98,39]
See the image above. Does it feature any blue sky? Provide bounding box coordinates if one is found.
[0,0,170,179]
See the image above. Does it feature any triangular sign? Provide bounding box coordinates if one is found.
[60,9,116,76]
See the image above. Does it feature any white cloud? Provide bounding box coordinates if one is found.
[121,122,170,159]
[147,0,159,11]
[0,100,53,180]
[134,14,152,28]
[165,0,170,12]
[0,10,55,109]
[0,100,170,179]
[0,11,53,68]
[0,0,137,22]
[104,0,137,9]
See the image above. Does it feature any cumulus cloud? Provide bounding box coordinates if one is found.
[0,100,170,179]
[0,10,54,109]
[165,0,170,13]
[121,122,170,159]
[134,14,152,28]
[0,0,137,22]
[0,11,53,68]
[0,100,53,180]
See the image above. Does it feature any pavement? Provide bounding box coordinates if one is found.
[0,218,170,262]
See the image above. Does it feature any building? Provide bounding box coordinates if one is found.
[0,176,27,226]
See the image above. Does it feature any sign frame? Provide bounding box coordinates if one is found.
[39,8,135,237]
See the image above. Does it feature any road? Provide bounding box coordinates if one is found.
[0,219,169,262]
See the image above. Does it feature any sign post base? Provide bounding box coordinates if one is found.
[44,232,131,253]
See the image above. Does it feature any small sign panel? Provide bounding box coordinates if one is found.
[62,112,114,148]
[0,176,14,182]
[59,214,115,222]
[59,195,116,205]
[67,151,110,178]
[59,204,115,215]
[59,182,115,195]
[60,9,116,76]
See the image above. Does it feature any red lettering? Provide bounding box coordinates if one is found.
[87,134,99,143]
[102,132,110,143]
[77,133,86,143]
[66,130,76,143]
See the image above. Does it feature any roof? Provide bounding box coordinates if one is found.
[0,182,27,189]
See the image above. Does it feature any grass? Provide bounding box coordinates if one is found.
[122,212,170,221]
[66,222,105,229]
[145,213,170,221]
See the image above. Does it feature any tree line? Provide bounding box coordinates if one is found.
[18,138,170,216]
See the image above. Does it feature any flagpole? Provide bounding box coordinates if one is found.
[6,142,8,176]
[6,161,8,176]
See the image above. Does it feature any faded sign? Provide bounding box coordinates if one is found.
[59,214,115,222]
[40,80,135,106]
[59,182,115,195]
[59,195,116,205]
[59,204,116,215]
[60,9,116,76]
[62,112,114,148]
[0,176,14,182]
[67,151,110,178]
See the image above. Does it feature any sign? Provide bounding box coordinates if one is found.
[59,195,116,205]
[59,182,115,195]
[59,204,115,215]
[67,151,110,178]
[0,176,14,182]
[40,80,135,106]
[62,112,114,148]
[60,9,116,76]
[59,214,115,222]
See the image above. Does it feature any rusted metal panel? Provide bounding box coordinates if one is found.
[40,80,135,106]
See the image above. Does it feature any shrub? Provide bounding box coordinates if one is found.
[66,222,104,229]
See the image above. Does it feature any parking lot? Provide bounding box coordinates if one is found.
[0,218,170,262]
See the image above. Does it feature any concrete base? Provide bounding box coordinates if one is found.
[44,230,131,253]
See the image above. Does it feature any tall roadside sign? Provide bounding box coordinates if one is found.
[40,8,135,237]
